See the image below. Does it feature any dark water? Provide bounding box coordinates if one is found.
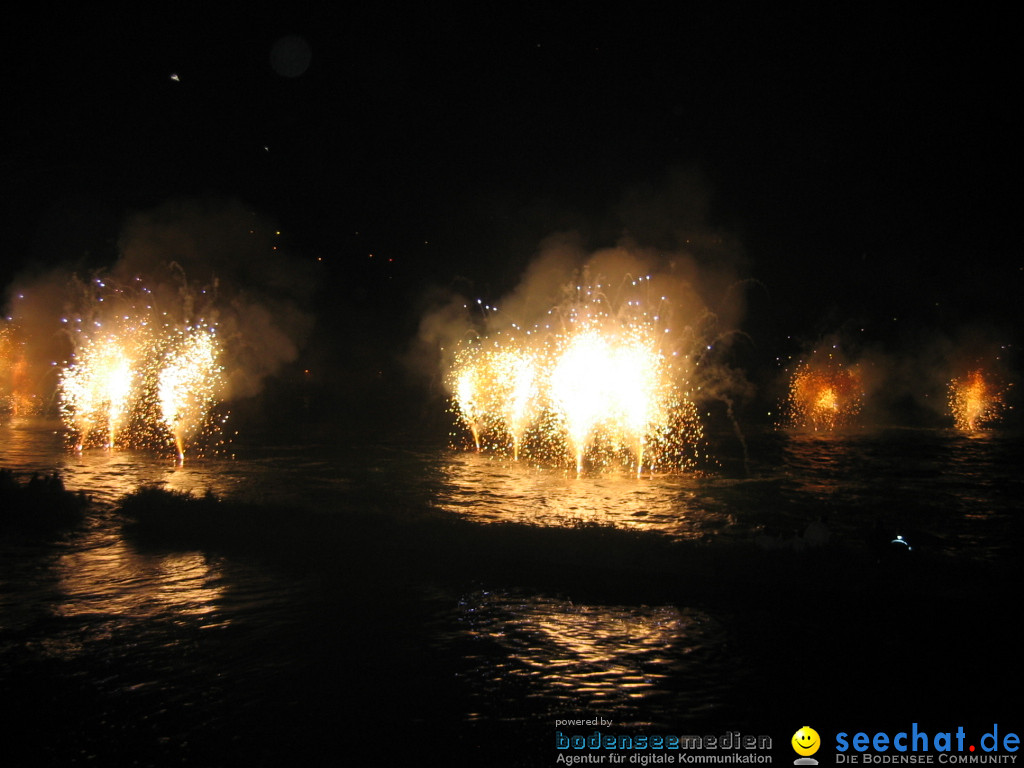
[1,417,1020,766]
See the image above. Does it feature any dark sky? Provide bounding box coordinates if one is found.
[3,5,1019,353]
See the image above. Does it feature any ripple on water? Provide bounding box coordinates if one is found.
[432,589,737,727]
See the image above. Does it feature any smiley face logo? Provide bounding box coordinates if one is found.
[792,726,820,757]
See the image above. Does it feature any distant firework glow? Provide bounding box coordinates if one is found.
[0,325,34,415]
[785,358,863,431]
[57,276,227,462]
[447,274,709,475]
[948,369,1006,433]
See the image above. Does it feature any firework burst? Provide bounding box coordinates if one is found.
[948,369,1005,433]
[785,358,863,431]
[447,273,708,474]
[58,275,227,461]
[60,335,139,449]
[158,327,224,461]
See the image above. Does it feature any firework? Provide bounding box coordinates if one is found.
[549,329,665,473]
[948,369,1004,432]
[0,324,34,416]
[464,346,539,459]
[453,361,484,452]
[786,359,863,431]
[60,335,139,449]
[158,327,223,462]
[58,276,226,461]
[447,275,706,474]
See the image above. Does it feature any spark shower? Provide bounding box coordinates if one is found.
[57,275,226,462]
[440,252,724,475]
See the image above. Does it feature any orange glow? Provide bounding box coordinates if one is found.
[948,369,1004,432]
[0,325,36,416]
[786,360,863,431]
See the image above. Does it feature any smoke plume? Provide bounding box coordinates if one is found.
[3,197,313,414]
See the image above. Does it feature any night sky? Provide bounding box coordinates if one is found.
[4,6,1019,412]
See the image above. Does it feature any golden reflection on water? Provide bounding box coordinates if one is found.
[0,417,248,507]
[435,450,732,539]
[56,539,225,622]
[450,591,729,723]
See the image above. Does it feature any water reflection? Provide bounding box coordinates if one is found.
[57,540,225,623]
[434,451,734,540]
[779,430,862,500]
[935,431,1021,556]
[3,416,1018,561]
[0,417,255,506]
[443,590,733,726]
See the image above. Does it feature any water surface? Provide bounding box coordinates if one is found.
[1,417,1019,764]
